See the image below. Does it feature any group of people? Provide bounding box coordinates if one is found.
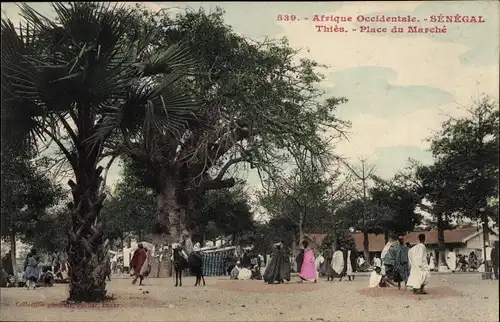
[445,242,499,277]
[260,239,360,285]
[228,248,265,281]
[369,233,430,294]
[1,249,71,289]
[315,243,358,282]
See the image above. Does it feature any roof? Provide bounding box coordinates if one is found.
[404,227,477,245]
[350,233,387,252]
[462,228,499,243]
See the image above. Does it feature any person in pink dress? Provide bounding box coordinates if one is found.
[299,240,317,283]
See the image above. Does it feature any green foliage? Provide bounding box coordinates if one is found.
[334,198,392,235]
[258,162,340,236]
[101,163,157,243]
[28,208,70,253]
[196,185,255,243]
[1,3,200,159]
[370,176,423,235]
[1,144,63,241]
[241,219,296,255]
[428,96,499,222]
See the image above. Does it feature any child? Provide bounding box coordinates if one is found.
[369,266,397,288]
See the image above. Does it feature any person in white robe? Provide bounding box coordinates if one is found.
[315,253,325,280]
[123,248,131,274]
[369,268,383,288]
[369,266,396,288]
[373,255,382,268]
[330,248,345,281]
[346,249,355,281]
[407,233,430,294]
[230,261,241,279]
[446,249,457,272]
[237,267,252,280]
[358,255,366,270]
[428,253,436,271]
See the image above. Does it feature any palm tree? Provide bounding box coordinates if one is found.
[1,2,200,302]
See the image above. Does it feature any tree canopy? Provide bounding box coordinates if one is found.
[101,162,157,244]
[115,6,350,239]
[196,185,256,244]
[428,96,499,224]
[1,144,63,243]
[370,175,423,235]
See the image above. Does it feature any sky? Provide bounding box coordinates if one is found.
[2,1,499,193]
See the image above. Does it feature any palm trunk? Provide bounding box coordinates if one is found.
[66,166,107,302]
[10,232,17,283]
[363,230,370,263]
[436,212,446,266]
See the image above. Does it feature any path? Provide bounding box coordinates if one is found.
[1,273,498,321]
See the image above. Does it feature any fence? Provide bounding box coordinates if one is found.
[201,246,236,276]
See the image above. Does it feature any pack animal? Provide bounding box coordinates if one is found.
[172,246,205,287]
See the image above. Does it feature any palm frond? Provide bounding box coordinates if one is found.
[138,43,199,76]
[3,2,203,167]
[1,19,50,151]
[87,42,203,151]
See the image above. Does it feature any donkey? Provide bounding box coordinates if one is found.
[172,245,205,287]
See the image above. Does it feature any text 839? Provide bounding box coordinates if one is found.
[277,14,297,22]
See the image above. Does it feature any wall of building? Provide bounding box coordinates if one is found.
[466,233,498,250]
[420,243,471,257]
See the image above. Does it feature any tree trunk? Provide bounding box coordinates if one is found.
[363,230,370,263]
[156,181,186,244]
[201,228,205,246]
[299,212,304,244]
[10,232,17,283]
[436,212,446,266]
[384,231,389,244]
[481,211,490,269]
[331,228,338,252]
[66,166,107,302]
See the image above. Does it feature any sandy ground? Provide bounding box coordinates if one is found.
[1,273,498,321]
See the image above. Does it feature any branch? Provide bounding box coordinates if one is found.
[206,127,253,169]
[201,178,236,191]
[340,159,363,181]
[99,155,118,195]
[40,127,77,171]
[213,157,245,182]
[57,114,79,151]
